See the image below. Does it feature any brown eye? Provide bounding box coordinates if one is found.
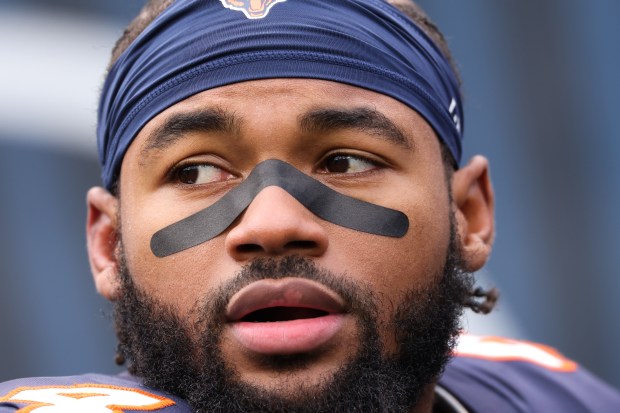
[323,155,377,174]
[175,164,234,185]
[177,165,199,184]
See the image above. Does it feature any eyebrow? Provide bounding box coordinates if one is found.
[140,108,240,160]
[140,105,412,163]
[299,107,412,149]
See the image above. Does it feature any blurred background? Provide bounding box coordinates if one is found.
[0,0,618,389]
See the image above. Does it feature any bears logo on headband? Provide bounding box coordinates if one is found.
[219,0,287,19]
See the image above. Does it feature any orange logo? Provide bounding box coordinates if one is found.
[219,0,287,19]
[0,384,175,412]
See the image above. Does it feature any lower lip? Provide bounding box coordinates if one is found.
[230,314,345,355]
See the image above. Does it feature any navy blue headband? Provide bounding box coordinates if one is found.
[98,0,463,189]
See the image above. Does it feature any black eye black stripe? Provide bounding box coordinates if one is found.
[150,159,409,257]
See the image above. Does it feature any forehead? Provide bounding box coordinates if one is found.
[132,78,437,151]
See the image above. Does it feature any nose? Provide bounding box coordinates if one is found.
[225,186,329,260]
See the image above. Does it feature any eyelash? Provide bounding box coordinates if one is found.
[317,152,384,175]
[166,161,234,185]
[167,152,384,186]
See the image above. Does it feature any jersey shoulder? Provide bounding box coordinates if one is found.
[0,373,192,412]
[439,335,620,413]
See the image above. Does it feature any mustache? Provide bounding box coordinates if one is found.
[194,255,378,325]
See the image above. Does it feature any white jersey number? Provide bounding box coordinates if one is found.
[0,384,175,412]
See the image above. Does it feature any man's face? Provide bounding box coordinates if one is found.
[111,79,469,410]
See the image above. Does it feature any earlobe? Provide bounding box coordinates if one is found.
[452,156,495,272]
[86,187,121,301]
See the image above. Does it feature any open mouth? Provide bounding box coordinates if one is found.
[241,307,330,322]
[226,278,347,355]
[226,277,345,322]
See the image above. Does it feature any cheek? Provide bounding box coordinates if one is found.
[119,204,235,315]
[327,185,451,298]
[326,181,451,353]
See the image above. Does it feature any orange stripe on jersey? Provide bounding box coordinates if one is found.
[455,335,578,372]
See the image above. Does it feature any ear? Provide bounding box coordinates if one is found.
[451,155,495,272]
[86,187,120,301]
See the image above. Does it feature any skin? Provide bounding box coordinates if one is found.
[86,78,494,412]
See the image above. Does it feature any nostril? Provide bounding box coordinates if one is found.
[284,240,318,250]
[236,244,264,254]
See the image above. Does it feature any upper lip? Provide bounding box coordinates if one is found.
[226,278,346,322]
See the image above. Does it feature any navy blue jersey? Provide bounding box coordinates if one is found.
[438,335,620,412]
[1,336,619,412]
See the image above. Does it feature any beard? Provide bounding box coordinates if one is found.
[113,226,473,413]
